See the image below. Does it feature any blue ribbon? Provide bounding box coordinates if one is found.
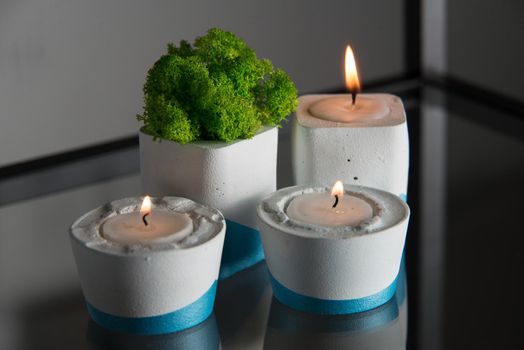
[399,193,407,202]
[86,280,217,335]
[219,219,265,280]
[269,273,398,315]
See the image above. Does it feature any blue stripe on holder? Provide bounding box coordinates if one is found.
[268,291,399,333]
[269,274,399,315]
[397,194,407,304]
[395,255,407,306]
[219,219,265,280]
[86,280,218,335]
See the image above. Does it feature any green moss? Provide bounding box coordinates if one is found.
[137,28,297,143]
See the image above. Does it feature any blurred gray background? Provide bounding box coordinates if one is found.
[1,0,407,167]
[2,0,522,166]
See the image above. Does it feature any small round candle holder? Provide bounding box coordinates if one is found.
[257,184,409,315]
[70,196,225,335]
[292,94,409,200]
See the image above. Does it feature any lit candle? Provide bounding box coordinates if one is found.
[101,195,193,245]
[70,196,226,335]
[299,45,404,127]
[292,46,409,200]
[257,184,410,315]
[286,181,373,227]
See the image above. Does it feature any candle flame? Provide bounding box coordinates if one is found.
[140,195,152,215]
[331,181,344,198]
[345,45,361,94]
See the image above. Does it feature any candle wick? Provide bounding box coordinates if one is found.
[142,212,150,226]
[332,194,339,208]
[351,91,357,106]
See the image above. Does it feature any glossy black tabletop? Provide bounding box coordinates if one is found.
[1,80,523,350]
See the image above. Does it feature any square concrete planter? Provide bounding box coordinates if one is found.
[140,126,278,279]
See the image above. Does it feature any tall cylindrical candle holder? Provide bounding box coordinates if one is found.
[70,196,225,335]
[292,94,409,200]
[140,126,277,279]
[257,184,409,315]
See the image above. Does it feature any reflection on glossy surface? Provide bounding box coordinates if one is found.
[396,261,408,345]
[264,297,404,350]
[87,313,220,350]
[263,264,408,350]
[15,292,89,350]
[215,261,272,349]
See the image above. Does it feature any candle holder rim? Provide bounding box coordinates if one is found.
[257,184,410,240]
[70,196,226,257]
[296,93,406,128]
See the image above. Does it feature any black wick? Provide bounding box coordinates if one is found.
[351,91,357,106]
[142,212,150,226]
[332,194,339,208]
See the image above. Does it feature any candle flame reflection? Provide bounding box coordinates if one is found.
[331,181,344,197]
[345,45,361,96]
[140,195,152,215]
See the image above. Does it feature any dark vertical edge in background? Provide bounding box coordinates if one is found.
[405,90,421,350]
[405,0,421,79]
[404,0,421,348]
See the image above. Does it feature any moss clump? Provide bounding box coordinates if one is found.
[137,28,298,143]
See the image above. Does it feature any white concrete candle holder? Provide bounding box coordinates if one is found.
[70,196,225,335]
[257,184,409,315]
[292,94,409,200]
[140,126,278,279]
